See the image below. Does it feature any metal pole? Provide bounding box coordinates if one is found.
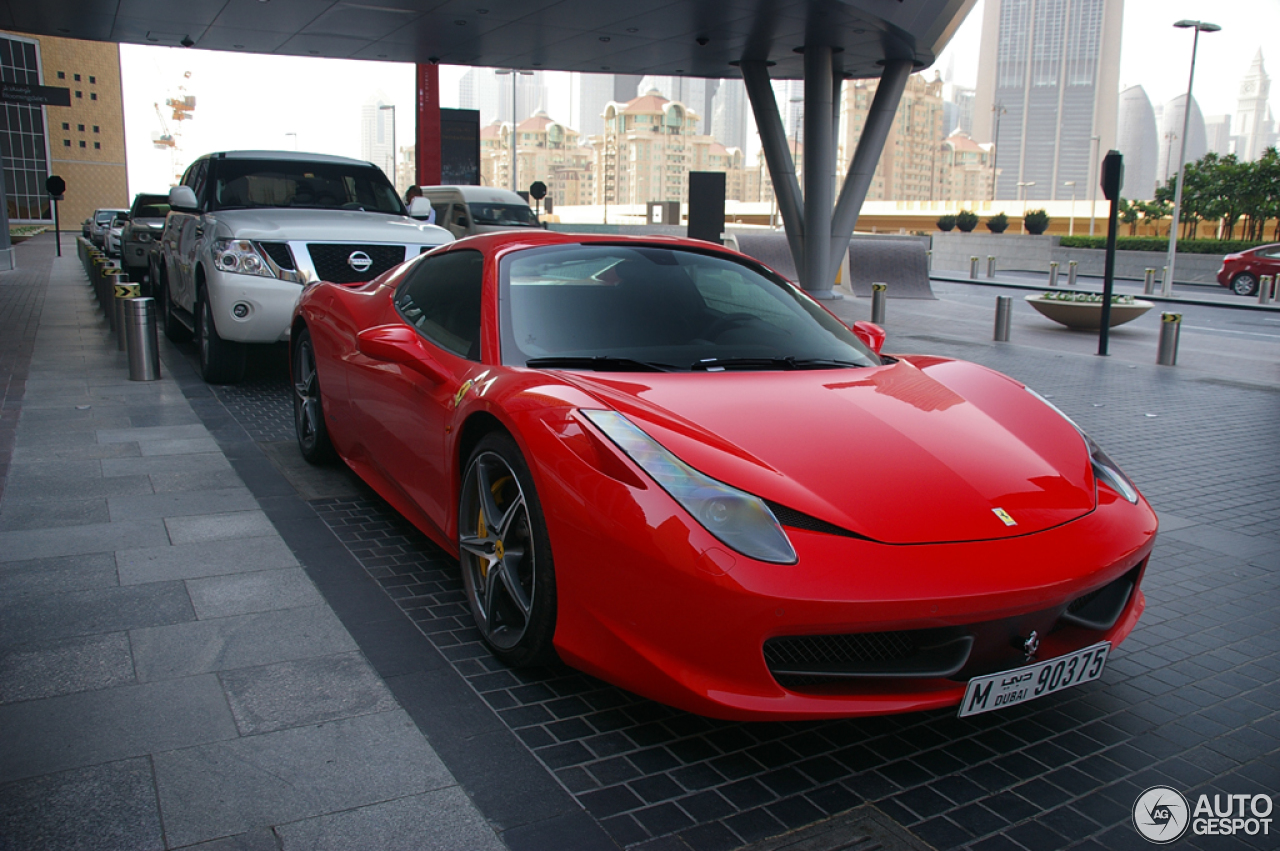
[970,256,979,279]
[994,296,1011,342]
[53,198,62,257]
[871,283,886,324]
[125,298,161,380]
[1157,312,1181,366]
[803,45,835,297]
[1048,261,1059,288]
[1067,260,1077,288]
[1164,23,1217,296]
[1259,274,1275,306]
[1088,136,1100,236]
[987,256,996,278]
[1143,268,1156,295]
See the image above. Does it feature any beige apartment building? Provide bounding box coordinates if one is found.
[480,112,595,207]
[937,130,995,203]
[1,31,128,226]
[840,72,946,202]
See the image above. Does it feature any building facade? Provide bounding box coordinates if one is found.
[937,130,994,202]
[1,31,127,225]
[839,72,946,202]
[1234,50,1276,162]
[359,93,396,189]
[480,113,595,207]
[972,0,1122,202]
[1115,85,1158,200]
[1155,94,1206,189]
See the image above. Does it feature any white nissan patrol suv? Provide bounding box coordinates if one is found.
[155,150,452,383]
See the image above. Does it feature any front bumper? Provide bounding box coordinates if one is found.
[536,419,1157,721]
[205,271,303,344]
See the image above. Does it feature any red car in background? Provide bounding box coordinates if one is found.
[291,231,1156,720]
[1217,244,1280,296]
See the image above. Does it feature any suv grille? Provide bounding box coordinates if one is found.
[258,242,295,270]
[307,243,407,284]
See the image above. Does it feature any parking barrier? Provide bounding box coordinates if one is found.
[114,281,140,350]
[1048,261,1059,288]
[994,296,1011,342]
[1258,275,1275,306]
[125,298,161,381]
[987,256,996,278]
[1157,313,1182,366]
[1067,260,1078,288]
[101,267,126,332]
[871,283,887,324]
[969,256,979,279]
[926,249,932,272]
[1143,268,1156,295]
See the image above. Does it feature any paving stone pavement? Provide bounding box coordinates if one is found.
[3,232,1278,851]
[0,234,507,851]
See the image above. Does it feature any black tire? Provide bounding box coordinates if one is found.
[292,327,336,465]
[159,270,192,343]
[196,289,246,384]
[458,432,558,667]
[1230,273,1259,297]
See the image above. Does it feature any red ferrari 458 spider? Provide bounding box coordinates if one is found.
[291,231,1156,721]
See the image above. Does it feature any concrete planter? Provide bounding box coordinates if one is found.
[1025,294,1154,330]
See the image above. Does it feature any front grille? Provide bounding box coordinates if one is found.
[307,243,407,284]
[766,632,919,668]
[765,629,974,687]
[258,242,295,270]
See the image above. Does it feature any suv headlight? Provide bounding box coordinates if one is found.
[212,239,274,278]
[1026,387,1138,504]
[582,409,797,564]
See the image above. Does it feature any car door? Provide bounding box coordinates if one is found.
[165,159,208,312]
[346,248,486,533]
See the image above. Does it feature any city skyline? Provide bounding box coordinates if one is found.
[115,0,1280,198]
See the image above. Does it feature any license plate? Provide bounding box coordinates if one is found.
[958,641,1110,718]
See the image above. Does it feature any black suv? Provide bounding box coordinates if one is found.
[121,193,171,290]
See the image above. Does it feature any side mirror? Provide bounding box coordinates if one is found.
[407,197,433,218]
[169,185,199,213]
[852,320,886,354]
[356,325,449,382]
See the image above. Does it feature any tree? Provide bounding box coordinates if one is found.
[936,214,956,232]
[986,212,1009,233]
[1119,198,1140,236]
[1140,198,1171,237]
[955,210,979,232]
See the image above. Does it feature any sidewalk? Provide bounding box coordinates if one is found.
[0,234,506,850]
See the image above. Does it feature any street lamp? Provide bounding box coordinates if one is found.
[990,103,1006,200]
[1164,18,1220,296]
[1088,135,1100,235]
[378,105,396,191]
[1017,181,1035,232]
[1064,181,1077,236]
[495,68,535,192]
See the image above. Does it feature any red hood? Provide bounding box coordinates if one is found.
[558,358,1095,545]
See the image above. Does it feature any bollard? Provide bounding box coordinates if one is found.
[1258,275,1275,306]
[1067,260,1078,288]
[969,256,979,279]
[1160,266,1169,296]
[871,283,887,324]
[101,267,126,330]
[987,255,996,278]
[926,249,932,272]
[1048,261,1059,288]
[1157,313,1181,366]
[125,298,161,381]
[1143,268,1156,295]
[114,281,140,351]
[994,296,1012,342]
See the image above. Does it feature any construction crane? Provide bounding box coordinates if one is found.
[151,71,196,185]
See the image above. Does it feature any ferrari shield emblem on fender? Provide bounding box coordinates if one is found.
[992,507,1017,526]
[453,379,474,408]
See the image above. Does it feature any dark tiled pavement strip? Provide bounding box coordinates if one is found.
[2,231,1277,851]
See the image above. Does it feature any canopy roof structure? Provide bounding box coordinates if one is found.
[3,0,977,296]
[5,0,972,80]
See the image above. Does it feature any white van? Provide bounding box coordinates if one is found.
[420,185,541,240]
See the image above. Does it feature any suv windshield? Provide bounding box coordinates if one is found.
[500,244,880,371]
[471,203,539,227]
[210,159,405,215]
[131,195,170,218]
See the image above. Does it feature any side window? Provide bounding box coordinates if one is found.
[189,160,209,207]
[395,250,485,360]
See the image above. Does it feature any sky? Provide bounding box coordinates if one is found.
[119,0,1279,197]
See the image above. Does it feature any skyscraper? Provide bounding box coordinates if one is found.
[1234,50,1276,162]
[360,93,395,183]
[459,68,548,127]
[711,79,748,151]
[1115,85,1158,200]
[1155,94,1206,188]
[972,0,1122,202]
[571,72,614,138]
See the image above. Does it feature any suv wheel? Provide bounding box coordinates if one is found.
[196,290,246,384]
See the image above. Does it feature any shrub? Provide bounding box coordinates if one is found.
[955,210,979,232]
[1024,209,1050,235]
[936,214,956,232]
[985,212,1009,234]
[1058,236,1266,254]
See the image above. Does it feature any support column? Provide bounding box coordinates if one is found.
[828,58,913,278]
[802,46,836,298]
[741,61,805,283]
[416,63,441,186]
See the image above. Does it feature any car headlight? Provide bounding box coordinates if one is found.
[582,409,797,564]
[135,232,153,243]
[1026,387,1138,504]
[212,239,274,278]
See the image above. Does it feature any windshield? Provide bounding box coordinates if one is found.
[499,244,881,372]
[471,203,538,227]
[210,159,405,215]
